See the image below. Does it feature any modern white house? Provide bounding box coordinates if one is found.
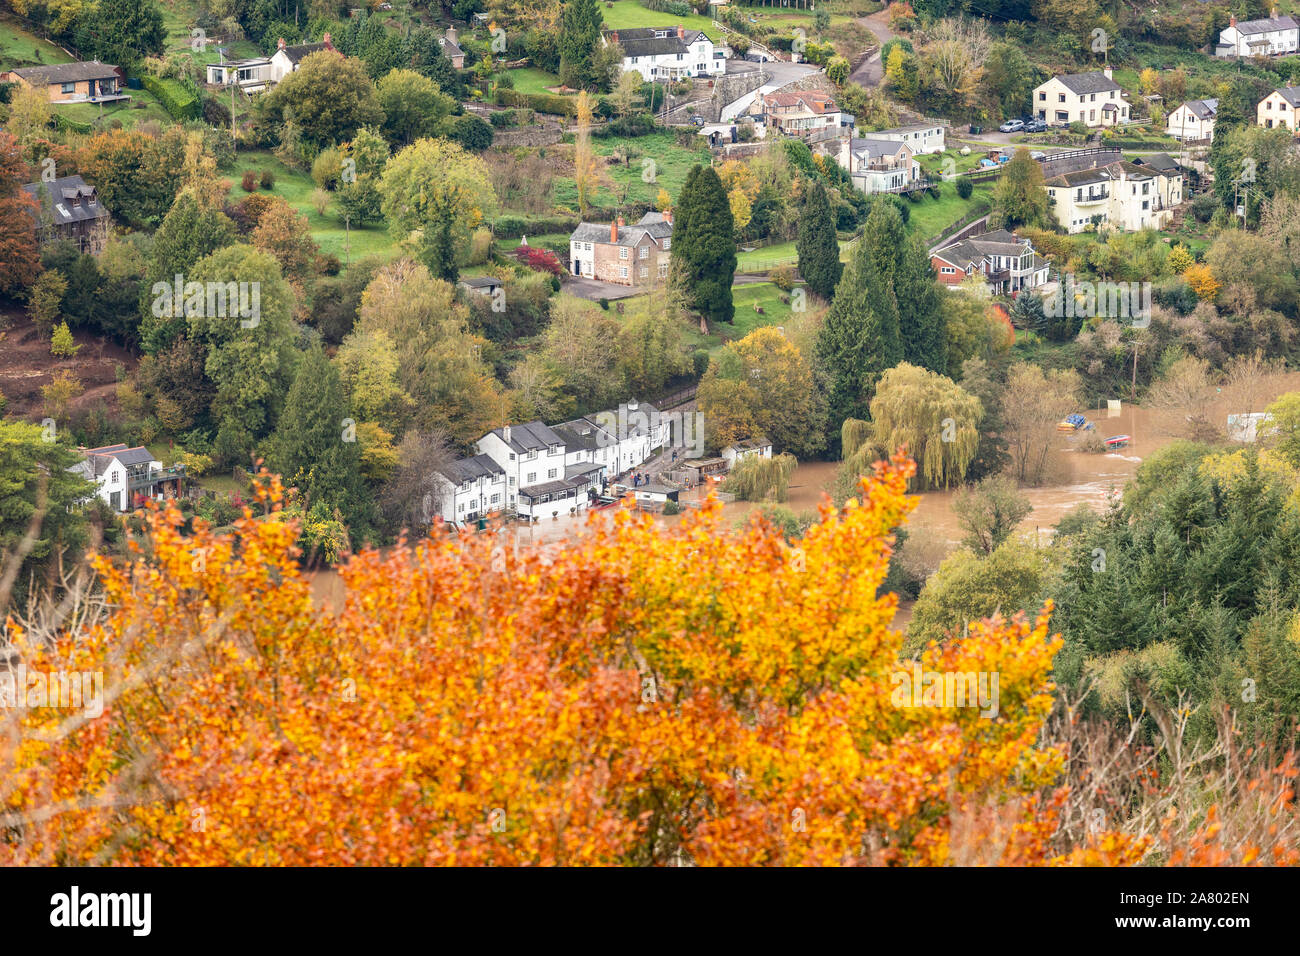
[205,56,274,92]
[836,136,922,194]
[1257,86,1300,131]
[69,445,185,513]
[1215,12,1299,57]
[1033,70,1131,127]
[864,122,946,155]
[721,439,773,469]
[1166,98,1218,141]
[602,25,724,81]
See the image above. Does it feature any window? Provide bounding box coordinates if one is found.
[548,469,557,479]
[61,82,75,94]
[620,266,628,278]
[1090,93,1096,102]
[509,477,515,487]
[527,449,537,459]
[1058,93,1066,102]
[1038,91,1046,101]
[620,247,628,259]
[639,246,649,259]
[640,266,648,278]
[658,264,668,278]
[663,238,671,250]
[940,266,956,275]
[509,452,516,461]
[491,494,500,505]
[527,472,536,484]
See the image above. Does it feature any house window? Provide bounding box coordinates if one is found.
[620,266,628,278]
[619,247,628,259]
[509,452,516,460]
[527,472,536,484]
[663,238,671,250]
[658,264,668,278]
[639,246,648,259]
[548,469,557,479]
[1039,91,1046,100]
[940,266,956,274]
[640,266,648,278]
[61,82,75,94]
[1058,93,1066,102]
[491,494,500,505]
[527,449,537,459]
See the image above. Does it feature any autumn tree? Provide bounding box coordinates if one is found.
[78,129,180,229]
[264,50,384,151]
[77,0,164,66]
[990,149,1049,231]
[0,130,39,295]
[1000,362,1082,485]
[380,137,497,281]
[252,197,321,286]
[952,475,1033,555]
[572,91,602,218]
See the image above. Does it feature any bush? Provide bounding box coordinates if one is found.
[692,349,709,379]
[514,245,565,276]
[260,169,274,190]
[491,214,579,238]
[50,322,80,357]
[1191,192,1217,223]
[771,265,797,292]
[662,499,681,515]
[241,170,257,192]
[599,297,610,310]
[494,87,577,117]
[956,176,974,199]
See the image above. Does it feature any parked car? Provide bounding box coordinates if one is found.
[998,119,1024,133]
[1024,118,1048,133]
[1030,150,1047,160]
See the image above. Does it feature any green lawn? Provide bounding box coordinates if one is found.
[736,238,854,272]
[503,67,564,96]
[681,282,801,352]
[601,0,720,41]
[916,148,987,177]
[54,88,173,130]
[0,16,73,66]
[224,151,397,265]
[903,182,995,244]
[552,130,711,210]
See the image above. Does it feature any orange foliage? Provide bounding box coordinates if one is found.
[1183,262,1220,301]
[0,458,1170,865]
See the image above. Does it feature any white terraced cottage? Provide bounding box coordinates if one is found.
[603,25,724,81]
[1215,11,1299,57]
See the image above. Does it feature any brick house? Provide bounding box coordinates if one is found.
[1,60,127,104]
[931,230,1050,294]
[569,211,672,286]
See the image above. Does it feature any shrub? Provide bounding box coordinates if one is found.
[241,170,257,192]
[260,168,274,190]
[771,265,797,292]
[662,499,681,515]
[956,176,974,199]
[513,245,564,276]
[140,75,201,120]
[598,297,609,310]
[50,321,79,357]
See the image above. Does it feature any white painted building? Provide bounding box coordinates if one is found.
[1258,86,1300,131]
[836,136,922,194]
[722,439,773,469]
[1166,99,1217,141]
[431,454,507,525]
[602,25,724,81]
[1033,70,1131,128]
[69,445,185,513]
[864,122,946,155]
[1215,12,1299,58]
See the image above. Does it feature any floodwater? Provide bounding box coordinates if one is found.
[308,379,1300,613]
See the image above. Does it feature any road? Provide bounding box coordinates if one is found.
[850,8,895,88]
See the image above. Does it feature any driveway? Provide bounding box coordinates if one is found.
[561,276,643,301]
[850,8,895,88]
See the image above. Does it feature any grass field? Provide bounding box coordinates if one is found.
[903,181,995,243]
[503,67,564,95]
[224,151,397,265]
[54,89,173,130]
[0,16,73,67]
[601,0,720,41]
[552,130,711,209]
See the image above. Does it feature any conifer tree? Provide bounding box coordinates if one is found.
[559,0,604,90]
[797,181,842,300]
[672,164,736,326]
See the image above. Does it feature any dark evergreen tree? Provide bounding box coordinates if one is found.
[267,345,375,537]
[673,165,736,325]
[1009,289,1047,333]
[78,0,165,66]
[895,235,948,374]
[816,241,901,434]
[558,0,604,90]
[796,181,842,300]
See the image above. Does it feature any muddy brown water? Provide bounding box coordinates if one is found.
[308,385,1300,614]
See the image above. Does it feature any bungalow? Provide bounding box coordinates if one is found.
[22,175,111,255]
[835,136,922,194]
[206,56,274,93]
[1257,86,1300,131]
[69,445,185,513]
[1215,12,1299,58]
[721,439,773,469]
[1033,69,1130,128]
[603,24,724,82]
[1166,98,1217,141]
[931,230,1050,294]
[1,60,126,104]
[569,211,672,286]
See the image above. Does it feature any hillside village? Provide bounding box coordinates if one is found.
[6,0,1300,871]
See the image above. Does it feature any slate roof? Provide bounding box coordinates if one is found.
[440,454,505,484]
[603,26,708,58]
[1055,71,1123,95]
[1233,15,1299,35]
[934,230,1035,271]
[486,421,563,454]
[1181,98,1218,119]
[1044,160,1158,189]
[1274,86,1300,107]
[553,419,615,453]
[850,136,909,162]
[22,176,109,226]
[439,36,464,59]
[571,212,672,248]
[279,42,331,64]
[1133,152,1181,175]
[8,61,119,85]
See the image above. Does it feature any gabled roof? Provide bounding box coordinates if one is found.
[1132,152,1181,175]
[1233,15,1298,35]
[571,213,672,248]
[440,454,505,484]
[1181,98,1218,119]
[763,90,838,113]
[553,418,616,453]
[439,36,464,58]
[279,41,332,64]
[1053,71,1123,95]
[22,175,110,226]
[8,60,119,85]
[78,445,155,477]
[850,136,908,161]
[1273,86,1300,107]
[1045,160,1163,189]
[486,421,563,454]
[934,230,1035,271]
[603,26,708,59]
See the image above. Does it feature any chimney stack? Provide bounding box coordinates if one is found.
[1272,7,1279,20]
[322,32,332,47]
[611,30,618,43]
[504,425,512,443]
[610,219,618,242]
[677,24,685,39]
[278,37,286,51]
[663,208,672,225]
[447,26,458,45]
[1103,66,1112,80]
[1230,14,1237,27]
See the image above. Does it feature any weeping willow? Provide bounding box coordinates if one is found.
[841,363,981,492]
[722,453,798,502]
